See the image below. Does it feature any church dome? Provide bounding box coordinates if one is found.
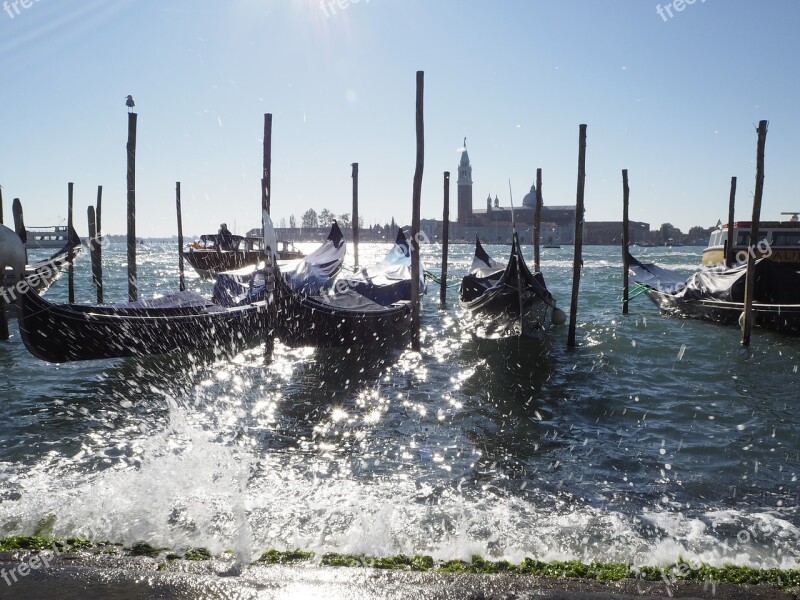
[522,183,537,208]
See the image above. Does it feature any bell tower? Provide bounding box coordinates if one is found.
[457,138,473,224]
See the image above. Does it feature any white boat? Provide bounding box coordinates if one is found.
[701,212,800,269]
[25,225,71,249]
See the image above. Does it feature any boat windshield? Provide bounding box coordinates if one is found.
[772,232,800,246]
[736,231,770,246]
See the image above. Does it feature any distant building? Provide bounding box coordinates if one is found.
[424,142,576,244]
[421,142,649,245]
[457,139,473,225]
[584,221,650,245]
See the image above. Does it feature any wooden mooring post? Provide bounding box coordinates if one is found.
[87,205,103,304]
[534,168,543,272]
[94,185,104,303]
[67,182,75,303]
[440,171,450,308]
[741,120,768,348]
[12,198,25,244]
[3,197,26,339]
[262,113,274,361]
[725,177,737,268]
[622,169,630,315]
[410,70,424,352]
[0,293,6,341]
[176,182,186,292]
[567,124,587,349]
[352,162,359,270]
[262,113,272,214]
[127,112,138,302]
[0,186,6,340]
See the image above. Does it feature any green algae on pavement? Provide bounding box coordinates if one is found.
[2,536,800,591]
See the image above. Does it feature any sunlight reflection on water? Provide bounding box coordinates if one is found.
[1,243,799,568]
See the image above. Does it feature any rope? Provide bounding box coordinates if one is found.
[628,283,650,300]
[425,270,459,287]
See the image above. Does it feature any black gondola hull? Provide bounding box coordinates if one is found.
[273,277,412,349]
[460,283,552,339]
[644,289,800,334]
[458,235,556,339]
[629,251,800,335]
[182,249,265,279]
[17,287,268,363]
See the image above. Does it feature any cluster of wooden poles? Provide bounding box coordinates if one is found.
[335,72,590,351]
[12,79,771,353]
[622,120,769,348]
[0,184,103,340]
[2,71,595,351]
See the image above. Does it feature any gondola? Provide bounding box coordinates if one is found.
[212,221,346,306]
[273,227,423,348]
[628,251,800,334]
[459,233,562,339]
[16,287,268,363]
[1,225,82,295]
[183,232,304,279]
[216,216,419,349]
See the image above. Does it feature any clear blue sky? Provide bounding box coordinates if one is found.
[1,0,798,237]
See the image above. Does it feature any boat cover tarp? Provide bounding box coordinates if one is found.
[629,253,800,304]
[213,222,345,306]
[310,288,409,313]
[345,229,426,306]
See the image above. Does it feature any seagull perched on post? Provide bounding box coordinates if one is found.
[125,95,135,111]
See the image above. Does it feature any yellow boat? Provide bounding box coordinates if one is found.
[701,212,800,268]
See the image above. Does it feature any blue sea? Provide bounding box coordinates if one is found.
[1,241,798,571]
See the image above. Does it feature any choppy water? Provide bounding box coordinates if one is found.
[1,241,799,570]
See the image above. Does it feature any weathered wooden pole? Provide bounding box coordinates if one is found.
[127,111,138,302]
[0,186,6,340]
[8,197,27,338]
[352,162,359,269]
[741,120,768,347]
[262,114,274,362]
[262,113,272,214]
[534,168,543,272]
[95,185,103,303]
[440,171,450,308]
[567,124,587,349]
[12,198,25,243]
[0,295,6,342]
[622,169,630,315]
[410,70,424,351]
[0,296,6,341]
[725,177,737,267]
[87,206,103,303]
[176,182,186,292]
[67,182,75,303]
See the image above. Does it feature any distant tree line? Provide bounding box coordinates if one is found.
[281,208,397,233]
[656,223,715,245]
